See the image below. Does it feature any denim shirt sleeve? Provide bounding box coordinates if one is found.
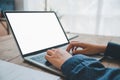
[104,42,120,59]
[61,54,120,80]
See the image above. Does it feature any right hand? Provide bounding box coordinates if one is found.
[66,41,107,55]
[45,48,72,69]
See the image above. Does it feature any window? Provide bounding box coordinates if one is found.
[22,0,120,36]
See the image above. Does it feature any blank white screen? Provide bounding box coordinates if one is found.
[6,12,68,55]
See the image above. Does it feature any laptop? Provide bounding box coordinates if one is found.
[4,11,103,76]
[4,11,70,76]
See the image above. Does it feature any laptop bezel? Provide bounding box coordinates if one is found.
[4,11,70,58]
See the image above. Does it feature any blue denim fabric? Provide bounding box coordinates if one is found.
[105,42,120,59]
[61,42,120,80]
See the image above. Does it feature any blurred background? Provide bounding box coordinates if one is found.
[0,0,120,37]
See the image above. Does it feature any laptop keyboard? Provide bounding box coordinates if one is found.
[30,53,52,66]
[30,45,68,66]
[30,53,47,64]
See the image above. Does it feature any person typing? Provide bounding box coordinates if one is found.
[45,41,120,80]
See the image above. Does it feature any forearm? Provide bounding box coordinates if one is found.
[61,54,120,80]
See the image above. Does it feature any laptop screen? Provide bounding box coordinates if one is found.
[5,11,69,55]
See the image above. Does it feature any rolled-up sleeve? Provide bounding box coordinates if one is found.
[61,54,120,80]
[104,42,120,59]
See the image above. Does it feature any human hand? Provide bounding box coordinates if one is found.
[45,48,72,69]
[66,41,106,55]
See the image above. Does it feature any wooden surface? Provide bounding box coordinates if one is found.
[0,20,8,36]
[0,33,120,79]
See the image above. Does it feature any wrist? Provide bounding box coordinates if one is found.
[97,45,107,53]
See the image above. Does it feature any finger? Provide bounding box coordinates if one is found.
[66,42,77,52]
[73,49,86,54]
[70,41,79,43]
[45,54,51,61]
[66,41,84,52]
[51,48,58,53]
[72,46,77,52]
[75,46,78,50]
[51,48,57,51]
[47,50,54,56]
[66,44,73,52]
[71,41,84,47]
[72,47,74,52]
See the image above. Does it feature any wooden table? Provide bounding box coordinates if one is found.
[0,33,120,79]
[0,19,8,36]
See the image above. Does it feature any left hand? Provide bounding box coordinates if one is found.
[66,41,106,55]
[45,48,72,69]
